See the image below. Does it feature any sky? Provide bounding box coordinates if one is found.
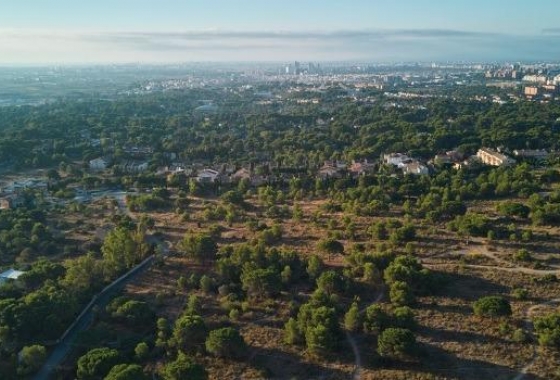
[0,0,559,64]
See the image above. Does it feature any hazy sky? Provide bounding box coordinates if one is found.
[1,0,559,64]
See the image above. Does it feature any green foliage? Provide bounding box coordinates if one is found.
[76,347,120,379]
[172,314,208,353]
[473,296,512,317]
[108,299,155,327]
[17,344,46,376]
[393,306,417,330]
[162,352,207,380]
[363,304,388,333]
[513,249,532,262]
[344,302,361,332]
[134,342,150,361]
[389,281,415,306]
[497,201,530,218]
[377,328,418,359]
[305,323,335,356]
[511,287,529,300]
[284,317,302,345]
[448,213,491,237]
[102,227,149,278]
[241,265,281,299]
[316,270,346,296]
[316,238,344,257]
[533,312,560,348]
[105,364,147,380]
[383,255,432,295]
[180,233,218,264]
[205,327,247,358]
[306,255,324,280]
[221,190,244,205]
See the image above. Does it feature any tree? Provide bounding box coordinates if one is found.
[377,328,417,360]
[18,344,46,376]
[102,227,148,278]
[393,306,417,330]
[105,364,147,380]
[172,315,208,353]
[305,324,334,356]
[344,302,361,332]
[317,238,344,260]
[241,265,281,299]
[363,304,388,333]
[306,255,323,280]
[205,327,247,358]
[284,317,302,345]
[162,352,207,380]
[473,296,512,317]
[77,347,120,379]
[316,270,345,296]
[134,342,150,361]
[180,234,217,265]
[389,281,415,306]
[111,300,155,327]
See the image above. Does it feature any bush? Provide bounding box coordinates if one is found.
[513,249,532,262]
[473,296,512,317]
[533,312,560,348]
[511,288,529,300]
[377,328,417,359]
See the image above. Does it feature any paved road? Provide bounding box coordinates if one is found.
[33,239,170,380]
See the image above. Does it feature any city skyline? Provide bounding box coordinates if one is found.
[1,1,560,64]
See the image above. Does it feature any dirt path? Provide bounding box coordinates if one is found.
[512,298,560,380]
[346,290,384,380]
[424,242,560,380]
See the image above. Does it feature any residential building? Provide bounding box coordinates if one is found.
[348,160,376,176]
[383,153,411,167]
[317,163,344,180]
[476,148,515,166]
[89,157,110,171]
[118,161,149,173]
[0,269,25,285]
[513,149,549,161]
[196,168,220,183]
[403,162,429,175]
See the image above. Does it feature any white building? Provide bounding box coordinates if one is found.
[0,269,25,285]
[403,162,429,175]
[513,149,549,161]
[89,157,109,171]
[383,153,411,167]
[476,148,515,167]
[196,168,220,183]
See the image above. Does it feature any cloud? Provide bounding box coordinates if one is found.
[0,28,559,63]
[542,28,560,35]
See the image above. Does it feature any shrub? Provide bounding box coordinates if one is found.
[473,296,512,317]
[533,312,560,348]
[513,249,532,262]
